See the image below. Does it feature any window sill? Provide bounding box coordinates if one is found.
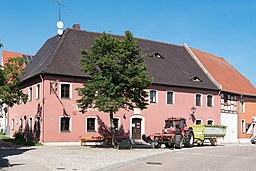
[87,130,96,132]
[60,131,71,133]
[61,98,71,100]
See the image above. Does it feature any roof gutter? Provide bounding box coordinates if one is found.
[183,43,222,90]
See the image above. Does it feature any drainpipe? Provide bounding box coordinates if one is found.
[238,94,243,143]
[39,74,45,143]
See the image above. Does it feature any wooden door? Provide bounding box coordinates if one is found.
[132,118,142,139]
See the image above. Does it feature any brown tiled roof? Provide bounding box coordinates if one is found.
[190,48,256,96]
[21,28,219,91]
[1,50,23,66]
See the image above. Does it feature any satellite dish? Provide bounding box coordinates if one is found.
[57,21,64,29]
[57,29,63,35]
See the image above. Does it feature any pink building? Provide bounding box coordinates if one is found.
[8,26,220,144]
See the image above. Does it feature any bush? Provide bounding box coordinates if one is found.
[14,131,25,141]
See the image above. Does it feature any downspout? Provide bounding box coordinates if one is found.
[238,94,243,142]
[39,74,45,143]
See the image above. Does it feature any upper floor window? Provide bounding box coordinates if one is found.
[60,117,71,132]
[149,90,157,103]
[36,84,40,100]
[195,119,202,125]
[28,87,32,101]
[61,83,71,99]
[166,91,174,104]
[87,117,96,132]
[207,95,213,107]
[241,100,245,113]
[195,94,202,106]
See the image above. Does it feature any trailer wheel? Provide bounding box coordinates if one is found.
[175,135,183,149]
[184,129,194,147]
[210,139,217,146]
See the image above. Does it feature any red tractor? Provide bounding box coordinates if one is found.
[142,117,194,149]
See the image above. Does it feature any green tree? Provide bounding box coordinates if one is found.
[0,57,28,108]
[76,31,152,146]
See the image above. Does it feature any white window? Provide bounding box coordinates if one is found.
[60,83,72,99]
[19,118,23,131]
[29,117,33,130]
[241,100,245,113]
[113,117,120,131]
[241,119,246,133]
[195,119,202,125]
[28,87,32,101]
[11,119,14,130]
[149,90,157,103]
[195,94,202,106]
[36,84,40,100]
[86,116,97,132]
[166,91,174,104]
[207,119,214,125]
[206,95,214,107]
[59,116,71,132]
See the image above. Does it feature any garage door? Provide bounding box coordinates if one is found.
[221,113,238,143]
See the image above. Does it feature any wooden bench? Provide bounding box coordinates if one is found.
[79,136,103,146]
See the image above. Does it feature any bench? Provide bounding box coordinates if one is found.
[79,136,103,146]
[104,135,133,149]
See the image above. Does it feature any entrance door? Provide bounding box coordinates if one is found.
[221,113,238,143]
[132,118,142,139]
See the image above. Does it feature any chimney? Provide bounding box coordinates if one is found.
[73,24,81,30]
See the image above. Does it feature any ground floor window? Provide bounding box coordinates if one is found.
[113,118,119,131]
[241,119,246,133]
[60,117,71,132]
[87,117,96,132]
[207,120,214,125]
[195,119,202,125]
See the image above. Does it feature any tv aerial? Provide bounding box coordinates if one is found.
[54,0,71,36]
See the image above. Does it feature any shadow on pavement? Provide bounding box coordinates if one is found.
[0,140,34,169]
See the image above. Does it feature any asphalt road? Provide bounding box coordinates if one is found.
[1,141,256,171]
[112,144,256,171]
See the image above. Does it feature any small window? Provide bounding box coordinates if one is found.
[149,90,157,103]
[207,95,213,107]
[167,91,174,104]
[28,87,32,101]
[195,94,202,106]
[195,119,202,125]
[11,119,14,130]
[60,117,71,132]
[113,118,119,131]
[19,118,23,131]
[36,84,40,99]
[207,120,214,125]
[87,118,96,132]
[61,84,71,99]
[29,117,33,130]
[241,119,246,133]
[35,117,40,131]
[241,100,245,113]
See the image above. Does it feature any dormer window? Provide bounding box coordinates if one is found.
[191,76,202,82]
[149,52,164,59]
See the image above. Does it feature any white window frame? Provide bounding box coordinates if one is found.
[241,100,245,113]
[20,118,23,130]
[28,87,32,101]
[86,116,98,132]
[241,119,246,133]
[59,82,72,99]
[206,94,214,107]
[36,84,40,100]
[166,91,175,105]
[149,89,158,104]
[11,119,14,130]
[195,94,202,107]
[206,119,214,125]
[59,116,72,132]
[28,117,33,130]
[113,117,121,131]
[195,119,202,125]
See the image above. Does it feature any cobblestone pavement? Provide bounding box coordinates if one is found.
[0,140,171,171]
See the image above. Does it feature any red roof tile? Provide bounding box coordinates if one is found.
[190,48,256,96]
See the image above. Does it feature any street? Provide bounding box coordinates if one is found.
[1,142,256,171]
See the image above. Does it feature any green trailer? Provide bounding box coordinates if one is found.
[192,125,226,146]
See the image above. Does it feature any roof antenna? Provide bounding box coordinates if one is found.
[56,0,64,36]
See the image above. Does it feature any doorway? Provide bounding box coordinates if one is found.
[132,118,142,139]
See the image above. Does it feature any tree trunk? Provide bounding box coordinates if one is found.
[110,111,116,147]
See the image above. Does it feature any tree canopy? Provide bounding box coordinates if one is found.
[0,57,28,108]
[76,31,152,145]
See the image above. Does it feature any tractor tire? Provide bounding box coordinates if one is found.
[184,129,194,147]
[154,142,161,148]
[175,135,183,149]
[165,141,174,148]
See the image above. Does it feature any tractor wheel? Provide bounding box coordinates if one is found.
[165,141,174,148]
[154,142,161,148]
[175,135,183,149]
[184,129,194,147]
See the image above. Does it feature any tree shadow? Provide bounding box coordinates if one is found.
[0,140,34,169]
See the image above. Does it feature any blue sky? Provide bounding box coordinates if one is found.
[1,0,256,86]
